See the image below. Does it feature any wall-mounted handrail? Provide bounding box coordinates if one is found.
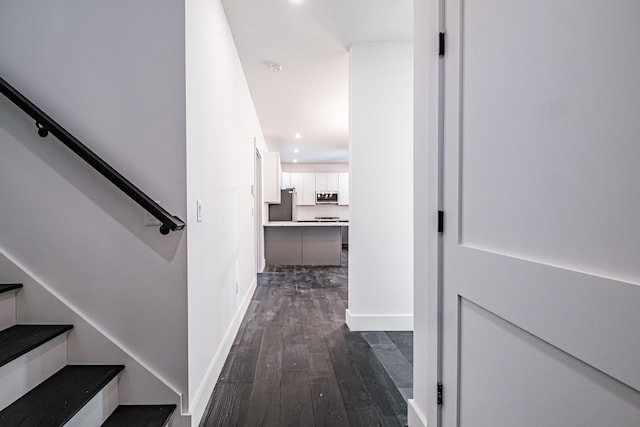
[0,76,185,235]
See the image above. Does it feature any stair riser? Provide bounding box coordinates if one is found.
[0,333,67,410]
[66,375,119,427]
[0,291,17,330]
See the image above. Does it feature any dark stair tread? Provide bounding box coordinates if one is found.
[0,364,124,427]
[0,284,23,294]
[101,405,177,427]
[0,324,73,367]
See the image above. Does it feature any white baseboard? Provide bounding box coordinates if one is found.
[345,309,413,331]
[188,277,257,426]
[408,399,428,427]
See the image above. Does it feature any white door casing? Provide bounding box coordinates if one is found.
[440,1,640,426]
[255,146,263,273]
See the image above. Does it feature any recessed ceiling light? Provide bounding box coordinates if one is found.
[293,148,299,153]
[295,133,301,139]
[290,0,305,4]
[293,159,298,163]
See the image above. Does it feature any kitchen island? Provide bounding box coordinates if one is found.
[264,221,347,266]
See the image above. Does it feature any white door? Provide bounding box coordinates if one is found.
[440,1,640,426]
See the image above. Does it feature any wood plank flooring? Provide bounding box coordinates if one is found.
[199,251,407,426]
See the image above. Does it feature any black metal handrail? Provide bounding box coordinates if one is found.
[0,76,185,235]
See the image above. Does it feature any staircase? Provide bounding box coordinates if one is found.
[0,284,177,426]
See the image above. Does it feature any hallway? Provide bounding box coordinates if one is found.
[200,251,409,426]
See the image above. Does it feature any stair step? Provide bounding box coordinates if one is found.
[0,284,22,294]
[0,364,124,427]
[102,405,177,427]
[0,325,73,368]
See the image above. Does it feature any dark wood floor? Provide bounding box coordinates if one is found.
[199,251,408,426]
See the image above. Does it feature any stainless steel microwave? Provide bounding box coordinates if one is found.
[316,191,338,204]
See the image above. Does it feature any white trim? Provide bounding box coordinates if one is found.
[345,309,413,331]
[408,399,428,427]
[188,276,257,425]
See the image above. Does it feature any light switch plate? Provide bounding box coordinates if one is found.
[197,200,203,222]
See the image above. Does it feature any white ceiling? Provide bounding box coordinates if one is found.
[221,0,413,164]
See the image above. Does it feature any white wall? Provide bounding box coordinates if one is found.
[297,205,349,221]
[0,0,188,406]
[185,0,267,423]
[282,163,349,173]
[347,43,414,331]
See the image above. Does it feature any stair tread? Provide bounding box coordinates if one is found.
[0,324,73,368]
[102,405,177,427]
[0,365,124,426]
[0,284,23,294]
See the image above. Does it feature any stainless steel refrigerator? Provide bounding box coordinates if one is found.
[268,188,298,221]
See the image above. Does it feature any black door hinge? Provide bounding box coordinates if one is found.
[439,32,446,57]
[438,210,444,233]
[437,382,443,406]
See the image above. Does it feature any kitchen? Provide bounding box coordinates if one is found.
[263,153,349,266]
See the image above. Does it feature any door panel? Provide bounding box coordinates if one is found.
[441,1,640,425]
[459,299,640,427]
[458,0,640,283]
[456,249,640,391]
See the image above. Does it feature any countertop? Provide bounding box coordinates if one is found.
[264,221,349,227]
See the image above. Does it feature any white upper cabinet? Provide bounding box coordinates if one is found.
[327,173,339,191]
[281,172,291,189]
[301,173,317,205]
[338,172,349,205]
[315,173,339,192]
[315,173,328,192]
[263,152,281,204]
[290,171,347,205]
[290,173,303,200]
[290,173,316,205]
